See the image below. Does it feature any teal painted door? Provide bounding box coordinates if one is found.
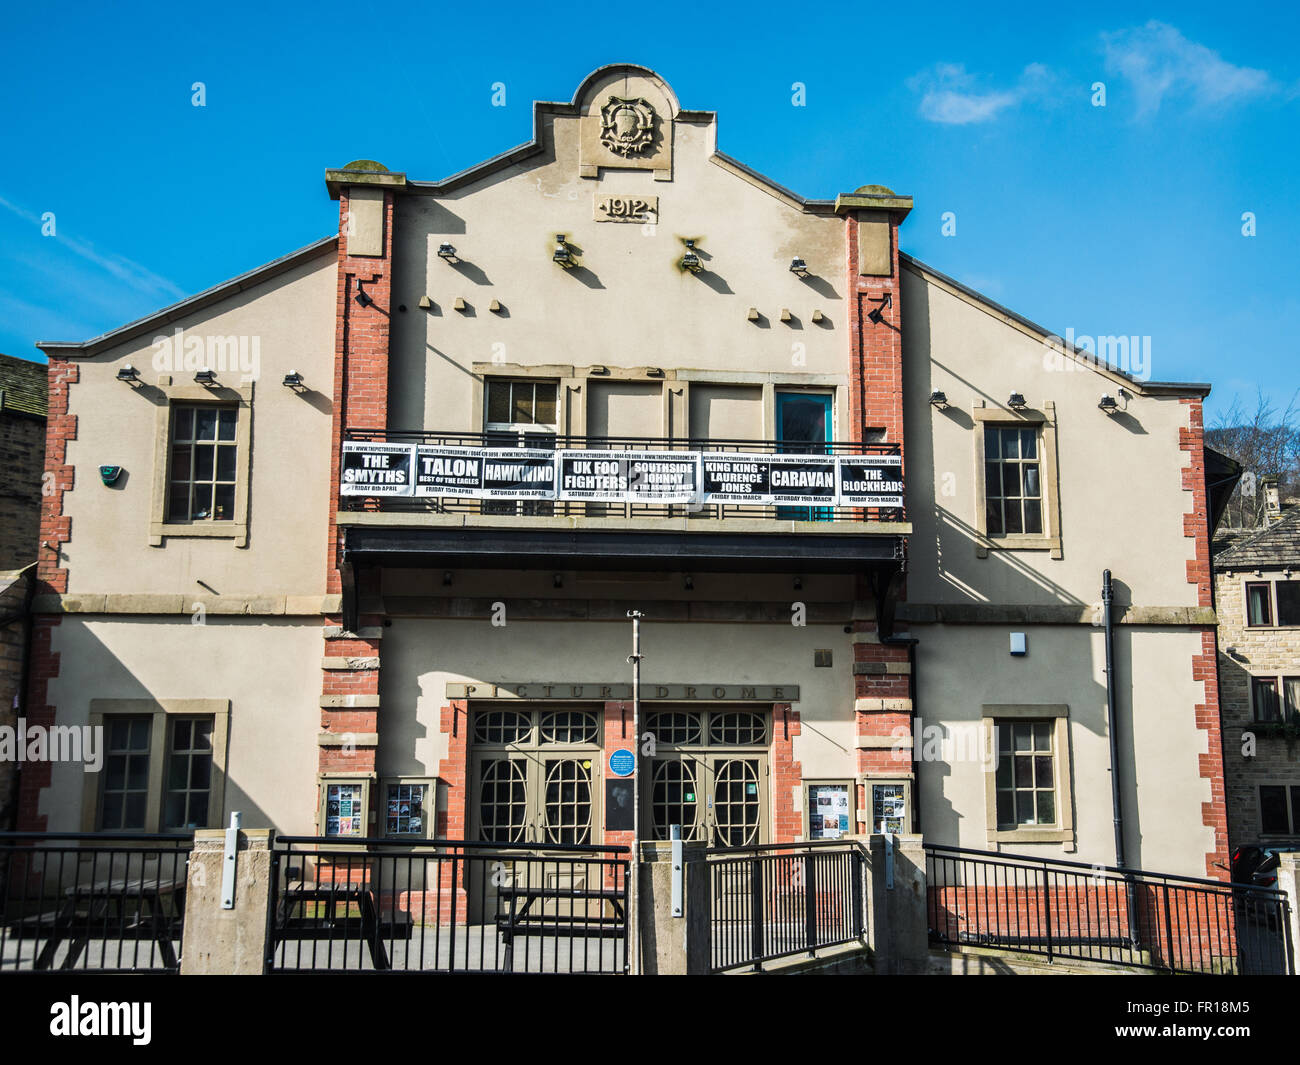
[776,392,832,521]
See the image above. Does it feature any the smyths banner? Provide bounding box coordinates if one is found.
[340,442,415,496]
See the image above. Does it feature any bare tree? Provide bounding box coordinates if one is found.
[1206,389,1300,529]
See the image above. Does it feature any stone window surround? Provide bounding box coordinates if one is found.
[1239,574,1300,630]
[981,703,1075,846]
[81,698,230,834]
[380,775,437,838]
[468,363,850,442]
[150,376,254,548]
[971,403,1063,560]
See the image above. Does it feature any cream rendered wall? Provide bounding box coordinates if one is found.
[41,617,324,835]
[59,252,337,597]
[388,87,848,435]
[377,616,856,795]
[914,624,1214,877]
[901,265,1200,609]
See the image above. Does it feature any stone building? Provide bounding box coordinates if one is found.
[1215,507,1300,849]
[22,65,1231,882]
[0,353,48,830]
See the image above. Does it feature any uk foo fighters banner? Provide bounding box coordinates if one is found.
[340,443,902,508]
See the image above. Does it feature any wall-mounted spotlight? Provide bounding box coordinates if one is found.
[789,257,809,278]
[793,576,803,591]
[442,571,453,587]
[1007,392,1027,410]
[354,280,373,307]
[646,367,665,378]
[437,242,459,263]
[553,572,564,588]
[684,574,694,591]
[194,369,218,387]
[929,390,949,410]
[116,364,140,384]
[680,239,702,273]
[282,370,305,391]
[553,235,574,268]
[866,292,893,324]
[1098,393,1119,414]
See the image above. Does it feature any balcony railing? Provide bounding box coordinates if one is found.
[340,430,905,524]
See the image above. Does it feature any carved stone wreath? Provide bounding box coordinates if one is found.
[599,96,656,157]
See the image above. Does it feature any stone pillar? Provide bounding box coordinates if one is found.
[1277,853,1300,975]
[638,840,711,975]
[180,827,275,975]
[867,832,929,974]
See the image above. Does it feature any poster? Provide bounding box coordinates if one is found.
[808,783,852,840]
[836,455,904,508]
[340,442,414,496]
[326,783,364,837]
[700,454,772,503]
[765,455,838,506]
[624,453,700,503]
[481,448,557,499]
[557,451,632,502]
[414,445,484,497]
[872,783,906,835]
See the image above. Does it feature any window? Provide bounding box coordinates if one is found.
[99,717,152,830]
[163,716,213,830]
[1259,785,1300,835]
[984,426,1043,536]
[1253,677,1282,722]
[1247,582,1273,626]
[85,699,229,833]
[167,405,238,522]
[1277,581,1300,626]
[485,379,558,431]
[995,720,1056,829]
[384,780,432,837]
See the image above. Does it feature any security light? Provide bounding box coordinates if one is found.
[683,574,694,591]
[680,239,702,273]
[553,235,574,268]
[437,243,458,263]
[194,369,217,386]
[929,390,948,410]
[283,370,305,390]
[1098,393,1119,414]
[354,281,373,307]
[116,364,139,383]
[789,257,809,278]
[1008,392,1027,410]
[866,292,892,324]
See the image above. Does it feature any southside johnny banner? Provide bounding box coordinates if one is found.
[341,443,902,507]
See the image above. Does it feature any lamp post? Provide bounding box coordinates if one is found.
[627,609,644,974]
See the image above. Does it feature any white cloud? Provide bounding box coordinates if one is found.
[1102,21,1276,116]
[909,62,1053,125]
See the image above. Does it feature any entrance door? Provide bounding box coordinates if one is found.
[775,391,832,521]
[468,708,601,922]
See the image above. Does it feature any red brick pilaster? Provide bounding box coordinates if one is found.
[772,703,803,843]
[844,216,905,454]
[603,701,633,855]
[37,359,77,593]
[16,617,60,830]
[1181,398,1230,879]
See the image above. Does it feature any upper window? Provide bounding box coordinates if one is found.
[167,405,238,522]
[994,719,1056,829]
[1253,677,1282,723]
[1277,581,1300,626]
[485,379,558,432]
[1247,582,1273,626]
[1260,785,1300,836]
[983,426,1043,536]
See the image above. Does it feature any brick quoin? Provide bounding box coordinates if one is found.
[19,358,79,829]
[772,703,803,843]
[1180,397,1231,880]
[318,186,396,832]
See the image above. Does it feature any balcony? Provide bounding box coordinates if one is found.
[335,430,909,629]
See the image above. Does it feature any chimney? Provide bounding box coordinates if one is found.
[1262,475,1281,523]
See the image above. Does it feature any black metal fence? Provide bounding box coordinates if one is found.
[0,832,191,973]
[266,837,630,974]
[708,840,867,972]
[342,430,905,524]
[926,843,1294,975]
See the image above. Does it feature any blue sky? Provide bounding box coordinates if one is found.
[1,1,1296,421]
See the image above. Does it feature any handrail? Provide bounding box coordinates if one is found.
[274,835,628,855]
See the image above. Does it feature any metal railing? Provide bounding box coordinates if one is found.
[925,843,1295,975]
[341,429,905,523]
[266,837,630,974]
[0,832,192,973]
[708,840,867,972]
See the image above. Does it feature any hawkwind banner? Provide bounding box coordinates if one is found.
[341,443,903,508]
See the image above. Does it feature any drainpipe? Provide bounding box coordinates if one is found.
[627,609,644,976]
[1102,569,1138,945]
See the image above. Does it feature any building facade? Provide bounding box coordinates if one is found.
[1215,507,1300,850]
[24,66,1229,881]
